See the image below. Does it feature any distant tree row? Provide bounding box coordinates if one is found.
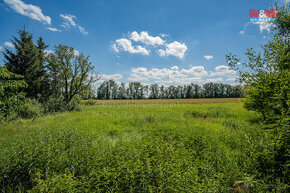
[96,80,242,100]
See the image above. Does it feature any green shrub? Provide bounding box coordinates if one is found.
[65,96,82,112]
[43,96,81,114]
[43,96,66,113]
[0,67,27,121]
[18,98,43,119]
[82,99,96,106]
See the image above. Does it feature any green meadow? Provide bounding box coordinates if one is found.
[0,100,272,192]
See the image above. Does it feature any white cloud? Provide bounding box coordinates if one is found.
[78,26,88,35]
[101,74,123,80]
[4,0,51,24]
[113,31,187,59]
[255,22,272,32]
[160,33,169,38]
[205,78,224,83]
[170,66,179,70]
[130,31,165,46]
[60,14,76,28]
[226,77,236,82]
[128,66,207,85]
[114,38,149,55]
[181,66,208,77]
[241,21,273,34]
[111,44,119,53]
[46,27,61,32]
[126,65,237,85]
[74,50,79,56]
[4,41,14,48]
[240,22,249,35]
[44,49,53,55]
[158,41,187,59]
[204,55,213,60]
[209,65,236,77]
[60,14,88,35]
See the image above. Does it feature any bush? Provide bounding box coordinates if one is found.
[43,96,81,114]
[66,96,82,112]
[82,99,96,106]
[0,67,27,121]
[17,98,43,119]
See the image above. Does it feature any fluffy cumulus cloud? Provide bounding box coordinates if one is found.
[46,27,61,32]
[126,65,236,85]
[241,21,273,34]
[128,65,208,85]
[158,41,187,59]
[130,31,164,46]
[255,22,272,32]
[209,65,236,77]
[4,41,14,48]
[204,55,213,60]
[205,78,224,83]
[101,74,123,80]
[113,38,149,55]
[112,31,187,59]
[4,0,51,24]
[60,14,88,35]
[171,66,179,70]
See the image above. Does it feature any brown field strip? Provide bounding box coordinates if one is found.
[83,98,242,105]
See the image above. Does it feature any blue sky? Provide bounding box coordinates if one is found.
[0,0,282,85]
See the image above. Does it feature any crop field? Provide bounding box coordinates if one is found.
[0,99,271,192]
[85,98,241,105]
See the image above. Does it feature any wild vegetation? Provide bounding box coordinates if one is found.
[0,100,280,192]
[0,2,289,193]
[0,29,98,122]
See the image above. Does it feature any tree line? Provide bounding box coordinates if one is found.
[96,80,242,100]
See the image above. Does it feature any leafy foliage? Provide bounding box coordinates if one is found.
[43,96,81,114]
[97,80,243,100]
[47,44,99,104]
[3,30,49,100]
[226,3,289,186]
[17,98,44,119]
[226,4,289,126]
[0,67,27,120]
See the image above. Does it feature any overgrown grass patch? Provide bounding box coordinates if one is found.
[0,100,276,192]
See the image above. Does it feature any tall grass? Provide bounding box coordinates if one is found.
[0,101,277,192]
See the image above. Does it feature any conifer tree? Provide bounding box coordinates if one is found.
[3,29,48,100]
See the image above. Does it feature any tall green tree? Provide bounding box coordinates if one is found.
[149,84,159,99]
[3,30,47,100]
[118,82,127,99]
[226,3,289,182]
[36,37,50,101]
[47,44,98,104]
[226,5,289,124]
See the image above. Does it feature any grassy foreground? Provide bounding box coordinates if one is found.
[0,99,272,192]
